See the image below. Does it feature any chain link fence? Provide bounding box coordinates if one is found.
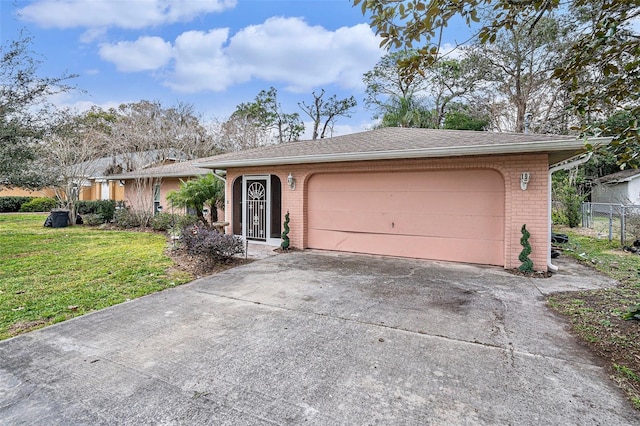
[581,202,640,245]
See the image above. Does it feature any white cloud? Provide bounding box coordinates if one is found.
[18,0,236,29]
[46,91,123,113]
[98,17,383,93]
[169,29,239,92]
[300,121,370,139]
[220,18,382,92]
[99,36,173,72]
[439,43,465,60]
[80,27,108,44]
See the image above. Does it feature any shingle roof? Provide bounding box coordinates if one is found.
[79,149,189,178]
[596,168,640,184]
[192,128,610,169]
[107,159,210,180]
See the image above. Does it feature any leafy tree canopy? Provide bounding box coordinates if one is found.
[354,0,640,166]
[0,30,77,188]
[232,87,304,144]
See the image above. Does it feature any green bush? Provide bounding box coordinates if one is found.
[551,208,566,226]
[174,214,199,231]
[281,211,290,249]
[75,200,116,223]
[519,224,534,273]
[114,209,146,228]
[152,213,199,233]
[151,213,178,231]
[560,185,583,228]
[19,197,58,212]
[82,213,104,226]
[0,196,33,212]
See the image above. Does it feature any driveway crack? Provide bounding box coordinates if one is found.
[194,289,603,370]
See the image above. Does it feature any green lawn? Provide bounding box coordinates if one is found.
[0,214,192,340]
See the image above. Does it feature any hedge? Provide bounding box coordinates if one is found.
[75,200,116,223]
[19,198,58,212]
[0,196,34,212]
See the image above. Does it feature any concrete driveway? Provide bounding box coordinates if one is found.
[1,251,638,425]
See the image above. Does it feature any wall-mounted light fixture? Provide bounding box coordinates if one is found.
[520,172,530,191]
[287,173,296,190]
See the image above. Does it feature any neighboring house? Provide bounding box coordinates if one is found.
[0,150,189,202]
[0,186,56,198]
[591,169,640,205]
[194,127,610,271]
[107,159,211,214]
[76,150,190,202]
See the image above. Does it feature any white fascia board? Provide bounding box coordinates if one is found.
[105,171,209,180]
[194,137,611,170]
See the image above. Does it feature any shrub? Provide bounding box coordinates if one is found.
[180,224,244,261]
[518,224,534,273]
[560,185,583,228]
[114,209,150,228]
[151,213,178,231]
[19,197,58,212]
[174,214,199,231]
[0,196,33,212]
[151,213,199,233]
[281,211,290,249]
[82,213,104,226]
[76,200,116,223]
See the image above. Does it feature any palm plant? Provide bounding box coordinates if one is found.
[167,173,224,226]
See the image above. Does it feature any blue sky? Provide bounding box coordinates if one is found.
[1,0,469,137]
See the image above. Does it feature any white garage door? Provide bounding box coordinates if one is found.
[307,169,505,266]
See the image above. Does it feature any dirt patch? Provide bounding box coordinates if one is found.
[273,247,301,254]
[167,249,252,279]
[505,268,552,278]
[548,286,640,409]
[8,319,49,337]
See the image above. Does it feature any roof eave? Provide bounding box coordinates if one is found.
[194,137,612,169]
[106,170,209,180]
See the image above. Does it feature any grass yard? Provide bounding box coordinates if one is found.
[0,214,192,340]
[548,226,640,409]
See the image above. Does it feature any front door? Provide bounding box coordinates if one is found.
[245,178,268,241]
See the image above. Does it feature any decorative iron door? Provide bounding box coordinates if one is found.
[246,179,267,241]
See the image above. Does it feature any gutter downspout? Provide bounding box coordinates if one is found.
[211,169,227,184]
[548,152,592,272]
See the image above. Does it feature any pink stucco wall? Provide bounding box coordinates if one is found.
[123,178,185,214]
[225,153,550,271]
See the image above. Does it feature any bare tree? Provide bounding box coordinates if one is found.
[210,115,272,153]
[462,15,568,133]
[47,109,108,223]
[96,100,215,219]
[298,89,357,139]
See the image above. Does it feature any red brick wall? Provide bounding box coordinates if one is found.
[225,153,549,270]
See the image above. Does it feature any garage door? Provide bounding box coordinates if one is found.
[307,169,505,266]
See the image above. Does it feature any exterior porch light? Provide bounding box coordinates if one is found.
[287,173,296,190]
[520,172,530,190]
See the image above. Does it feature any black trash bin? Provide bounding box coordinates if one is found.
[51,210,70,228]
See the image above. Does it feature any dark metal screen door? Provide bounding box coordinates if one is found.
[246,179,267,241]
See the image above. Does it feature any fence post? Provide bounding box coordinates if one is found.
[609,204,613,241]
[621,206,626,246]
[583,202,592,228]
